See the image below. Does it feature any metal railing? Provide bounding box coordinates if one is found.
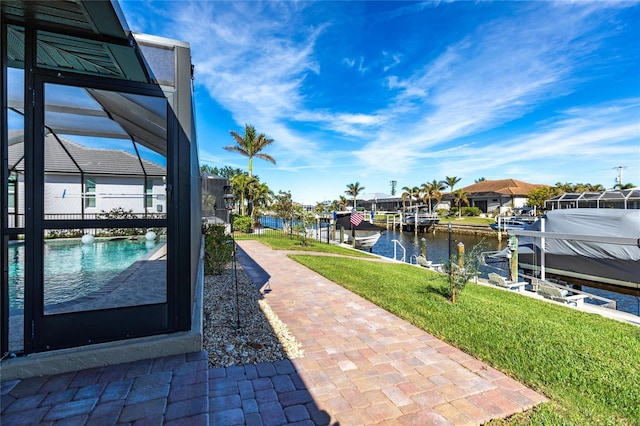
[392,239,406,263]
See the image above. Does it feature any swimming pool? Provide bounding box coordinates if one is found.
[8,238,164,310]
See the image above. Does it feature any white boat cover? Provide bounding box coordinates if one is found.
[518,209,640,286]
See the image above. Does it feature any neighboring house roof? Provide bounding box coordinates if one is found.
[460,179,546,196]
[9,134,165,176]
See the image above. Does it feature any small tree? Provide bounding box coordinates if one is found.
[271,190,295,229]
[292,205,315,246]
[444,240,485,303]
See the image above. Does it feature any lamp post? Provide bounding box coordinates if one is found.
[223,185,240,331]
[448,222,453,286]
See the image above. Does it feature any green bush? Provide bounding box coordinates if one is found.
[461,206,482,216]
[233,216,253,233]
[436,208,449,217]
[202,224,233,275]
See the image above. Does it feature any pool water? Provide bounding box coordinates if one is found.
[8,238,162,310]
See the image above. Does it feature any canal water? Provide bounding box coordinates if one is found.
[371,229,640,316]
[258,216,640,316]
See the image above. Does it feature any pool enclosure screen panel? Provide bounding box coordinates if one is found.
[2,7,199,355]
[30,76,171,350]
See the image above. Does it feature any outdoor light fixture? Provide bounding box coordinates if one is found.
[222,184,240,331]
[223,185,236,211]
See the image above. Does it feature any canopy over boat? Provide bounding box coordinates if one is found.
[516,209,640,287]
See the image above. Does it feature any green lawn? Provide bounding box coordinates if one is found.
[289,255,640,425]
[374,214,495,226]
[447,216,495,226]
[234,235,377,258]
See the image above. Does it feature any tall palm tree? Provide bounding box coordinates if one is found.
[421,180,446,213]
[225,124,276,177]
[401,186,420,210]
[345,182,365,209]
[444,176,462,193]
[452,189,469,219]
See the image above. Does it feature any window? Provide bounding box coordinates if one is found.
[8,174,16,209]
[145,178,154,208]
[85,177,96,208]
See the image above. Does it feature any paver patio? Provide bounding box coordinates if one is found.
[0,240,546,425]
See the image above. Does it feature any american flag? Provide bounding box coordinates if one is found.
[350,211,364,226]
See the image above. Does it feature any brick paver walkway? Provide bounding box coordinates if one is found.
[1,240,547,425]
[1,352,210,425]
[231,240,547,425]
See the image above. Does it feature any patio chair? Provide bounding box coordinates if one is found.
[488,272,527,292]
[537,282,587,307]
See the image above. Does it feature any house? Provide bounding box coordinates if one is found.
[9,134,167,226]
[445,179,546,214]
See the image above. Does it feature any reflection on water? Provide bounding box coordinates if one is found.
[8,238,160,309]
[372,229,505,267]
[371,229,640,316]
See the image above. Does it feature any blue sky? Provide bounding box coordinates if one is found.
[120,1,640,205]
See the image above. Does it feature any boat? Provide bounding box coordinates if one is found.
[489,216,538,231]
[402,205,440,231]
[490,209,640,291]
[334,213,384,251]
[490,207,538,231]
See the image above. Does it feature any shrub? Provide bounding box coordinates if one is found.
[97,207,143,236]
[436,208,449,217]
[461,206,482,217]
[202,224,233,275]
[233,215,253,233]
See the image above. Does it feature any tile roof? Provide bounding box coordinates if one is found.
[9,134,165,176]
[461,179,547,196]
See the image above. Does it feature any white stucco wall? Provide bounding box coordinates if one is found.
[42,174,166,216]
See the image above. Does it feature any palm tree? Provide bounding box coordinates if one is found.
[225,124,276,177]
[555,182,574,193]
[444,176,462,193]
[614,182,635,190]
[248,180,272,221]
[230,173,257,216]
[401,186,420,210]
[452,189,469,219]
[421,180,446,213]
[345,182,365,209]
[335,195,348,211]
[474,177,486,183]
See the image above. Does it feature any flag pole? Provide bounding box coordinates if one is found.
[351,213,355,247]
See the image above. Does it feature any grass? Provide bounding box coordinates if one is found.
[234,234,377,258]
[374,214,495,226]
[289,254,640,425]
[447,216,495,226]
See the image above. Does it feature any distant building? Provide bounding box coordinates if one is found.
[449,179,546,214]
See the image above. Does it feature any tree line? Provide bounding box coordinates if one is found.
[203,123,636,220]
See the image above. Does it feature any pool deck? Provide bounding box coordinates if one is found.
[1,240,547,425]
